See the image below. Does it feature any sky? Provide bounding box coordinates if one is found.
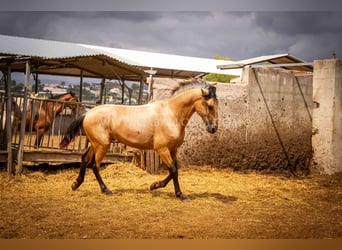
[0,3,342,63]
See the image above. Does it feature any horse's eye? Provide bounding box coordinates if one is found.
[208,106,214,111]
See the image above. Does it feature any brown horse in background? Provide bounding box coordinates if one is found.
[19,91,81,148]
[60,79,218,200]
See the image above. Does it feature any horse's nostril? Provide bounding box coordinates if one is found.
[212,127,217,133]
[208,126,217,134]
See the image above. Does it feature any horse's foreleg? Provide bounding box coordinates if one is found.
[92,144,112,195]
[150,148,187,200]
[72,146,94,191]
[34,129,44,148]
[34,130,43,148]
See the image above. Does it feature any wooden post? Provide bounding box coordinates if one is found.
[145,68,157,102]
[147,150,154,174]
[147,75,153,102]
[140,150,146,170]
[99,78,105,104]
[138,77,144,105]
[17,61,30,175]
[145,150,160,174]
[5,64,13,175]
[79,70,83,102]
[154,151,160,174]
[121,78,125,104]
[34,72,39,94]
[127,87,132,105]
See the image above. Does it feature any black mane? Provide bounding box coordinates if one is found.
[171,78,214,97]
[51,91,75,99]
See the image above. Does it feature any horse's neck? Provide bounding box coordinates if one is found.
[168,89,202,124]
[40,100,64,117]
[52,102,65,115]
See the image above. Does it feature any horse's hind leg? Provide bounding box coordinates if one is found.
[92,144,112,195]
[72,146,94,191]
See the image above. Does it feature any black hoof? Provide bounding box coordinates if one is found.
[71,181,79,191]
[150,181,160,191]
[103,189,113,195]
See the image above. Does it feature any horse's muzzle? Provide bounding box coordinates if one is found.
[207,124,218,134]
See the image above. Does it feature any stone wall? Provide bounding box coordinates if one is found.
[152,67,313,172]
[178,81,249,168]
[243,67,313,172]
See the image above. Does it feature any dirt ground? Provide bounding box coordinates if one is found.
[0,163,341,239]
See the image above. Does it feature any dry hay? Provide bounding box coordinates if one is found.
[0,163,341,239]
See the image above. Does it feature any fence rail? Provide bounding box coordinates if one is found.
[0,92,133,168]
[0,91,163,174]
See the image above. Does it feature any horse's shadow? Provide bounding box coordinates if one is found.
[187,192,237,203]
[114,188,237,203]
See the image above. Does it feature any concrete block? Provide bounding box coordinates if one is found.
[312,59,342,174]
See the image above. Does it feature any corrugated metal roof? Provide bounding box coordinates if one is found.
[0,34,242,80]
[1,34,311,82]
[0,34,99,59]
[81,44,242,77]
[0,34,147,80]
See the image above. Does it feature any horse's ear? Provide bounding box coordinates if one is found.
[210,82,218,88]
[201,87,209,97]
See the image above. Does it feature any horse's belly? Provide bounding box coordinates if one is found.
[111,129,154,150]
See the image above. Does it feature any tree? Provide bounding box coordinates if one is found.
[203,55,236,83]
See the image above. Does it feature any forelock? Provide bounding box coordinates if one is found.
[204,85,217,100]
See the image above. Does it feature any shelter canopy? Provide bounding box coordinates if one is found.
[0,34,312,82]
[81,44,242,78]
[0,34,241,81]
[217,53,313,72]
[0,34,146,81]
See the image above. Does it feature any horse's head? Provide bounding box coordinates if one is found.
[62,91,79,103]
[194,83,218,134]
[61,91,84,114]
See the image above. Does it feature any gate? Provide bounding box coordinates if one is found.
[0,92,133,172]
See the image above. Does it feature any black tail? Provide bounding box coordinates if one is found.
[59,115,85,149]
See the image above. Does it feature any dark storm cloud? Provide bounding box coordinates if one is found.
[254,12,342,35]
[0,12,161,38]
[0,12,53,38]
[78,11,163,23]
[2,0,342,11]
[0,11,341,62]
[252,12,342,61]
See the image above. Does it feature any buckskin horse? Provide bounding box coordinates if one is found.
[19,91,81,148]
[60,79,218,200]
